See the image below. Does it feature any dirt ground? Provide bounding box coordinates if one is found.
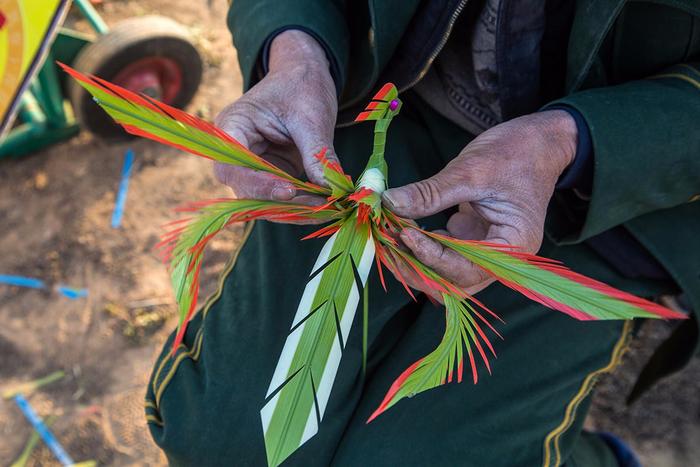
[0,1,698,466]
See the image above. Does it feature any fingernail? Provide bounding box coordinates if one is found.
[382,189,404,210]
[271,186,295,200]
[399,227,419,247]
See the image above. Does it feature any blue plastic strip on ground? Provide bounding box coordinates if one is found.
[0,275,45,289]
[111,148,135,228]
[13,394,75,466]
[56,286,88,299]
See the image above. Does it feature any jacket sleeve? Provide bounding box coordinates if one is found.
[544,62,700,244]
[227,0,349,92]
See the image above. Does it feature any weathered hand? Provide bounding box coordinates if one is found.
[383,111,578,297]
[214,30,338,205]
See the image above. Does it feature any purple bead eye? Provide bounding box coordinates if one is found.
[389,99,399,111]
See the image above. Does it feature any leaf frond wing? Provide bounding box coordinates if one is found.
[425,232,685,321]
[160,199,341,352]
[60,63,328,195]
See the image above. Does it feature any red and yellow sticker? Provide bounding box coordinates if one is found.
[0,0,69,134]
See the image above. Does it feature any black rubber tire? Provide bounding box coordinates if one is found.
[69,15,203,141]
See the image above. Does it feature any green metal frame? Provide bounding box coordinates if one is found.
[0,0,109,159]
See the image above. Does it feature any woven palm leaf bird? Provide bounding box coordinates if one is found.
[62,63,686,467]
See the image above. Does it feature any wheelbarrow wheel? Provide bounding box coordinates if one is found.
[69,15,203,140]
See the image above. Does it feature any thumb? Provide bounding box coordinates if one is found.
[382,170,467,219]
[287,117,341,187]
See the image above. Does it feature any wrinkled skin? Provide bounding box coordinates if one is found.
[216,31,578,296]
[214,30,337,207]
[382,111,577,299]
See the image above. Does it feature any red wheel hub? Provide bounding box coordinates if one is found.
[113,57,183,103]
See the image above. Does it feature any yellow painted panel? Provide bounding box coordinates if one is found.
[0,0,69,133]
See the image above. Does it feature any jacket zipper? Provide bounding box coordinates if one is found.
[399,0,469,93]
[338,0,468,127]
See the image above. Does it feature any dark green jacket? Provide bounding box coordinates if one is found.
[228,0,700,386]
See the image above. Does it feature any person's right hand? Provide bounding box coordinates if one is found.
[214,30,339,205]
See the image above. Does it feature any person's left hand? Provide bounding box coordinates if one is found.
[381,110,578,298]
